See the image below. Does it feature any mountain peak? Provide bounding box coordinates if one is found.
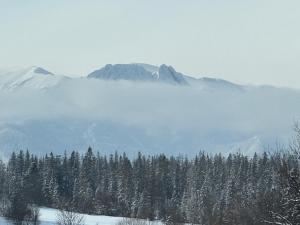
[87,63,188,85]
[87,64,154,81]
[28,66,53,76]
[132,63,159,74]
[0,66,64,90]
[158,64,188,85]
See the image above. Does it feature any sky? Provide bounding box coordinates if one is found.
[0,0,300,88]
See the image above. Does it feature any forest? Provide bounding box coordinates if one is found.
[0,144,299,225]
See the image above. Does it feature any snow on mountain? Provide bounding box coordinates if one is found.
[0,66,67,90]
[158,64,188,85]
[87,63,245,90]
[0,63,297,158]
[132,63,243,90]
[133,63,159,73]
[0,118,280,159]
[87,64,188,85]
[87,64,155,81]
[0,63,244,91]
[184,75,244,92]
[228,136,264,155]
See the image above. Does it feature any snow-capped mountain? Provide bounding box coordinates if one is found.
[185,76,245,92]
[0,63,244,91]
[0,119,267,158]
[157,64,188,85]
[227,136,264,155]
[87,64,188,85]
[87,63,243,91]
[87,64,154,81]
[0,66,67,90]
[0,63,298,158]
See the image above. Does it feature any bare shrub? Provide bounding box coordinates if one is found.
[23,205,40,225]
[0,197,10,217]
[116,218,155,225]
[291,122,300,158]
[57,210,85,225]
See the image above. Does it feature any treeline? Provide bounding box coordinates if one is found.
[0,148,300,225]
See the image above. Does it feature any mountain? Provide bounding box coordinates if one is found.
[185,76,245,92]
[158,64,188,85]
[0,119,266,159]
[0,64,243,91]
[0,63,298,158]
[0,66,67,90]
[87,63,244,91]
[133,63,160,73]
[88,64,154,81]
[87,64,188,85]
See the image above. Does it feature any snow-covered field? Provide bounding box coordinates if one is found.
[39,208,123,225]
[0,208,162,225]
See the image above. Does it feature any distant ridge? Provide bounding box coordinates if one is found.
[0,63,244,91]
[0,63,298,158]
[87,63,188,85]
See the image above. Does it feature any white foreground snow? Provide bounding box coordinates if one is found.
[0,208,162,225]
[39,208,123,225]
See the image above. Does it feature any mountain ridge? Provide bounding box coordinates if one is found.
[0,63,244,91]
[0,66,67,90]
[87,63,188,85]
[0,63,296,158]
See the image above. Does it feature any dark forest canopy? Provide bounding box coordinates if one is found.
[0,148,299,225]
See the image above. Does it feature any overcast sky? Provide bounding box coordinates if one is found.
[0,0,300,88]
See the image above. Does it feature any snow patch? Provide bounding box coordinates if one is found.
[0,208,163,225]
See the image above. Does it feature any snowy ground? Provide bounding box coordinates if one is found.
[0,208,163,225]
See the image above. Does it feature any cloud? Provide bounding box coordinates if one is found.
[0,79,299,147]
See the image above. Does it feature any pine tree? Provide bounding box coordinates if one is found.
[23,160,42,205]
[137,188,152,219]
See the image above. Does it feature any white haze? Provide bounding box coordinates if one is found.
[0,78,299,156]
